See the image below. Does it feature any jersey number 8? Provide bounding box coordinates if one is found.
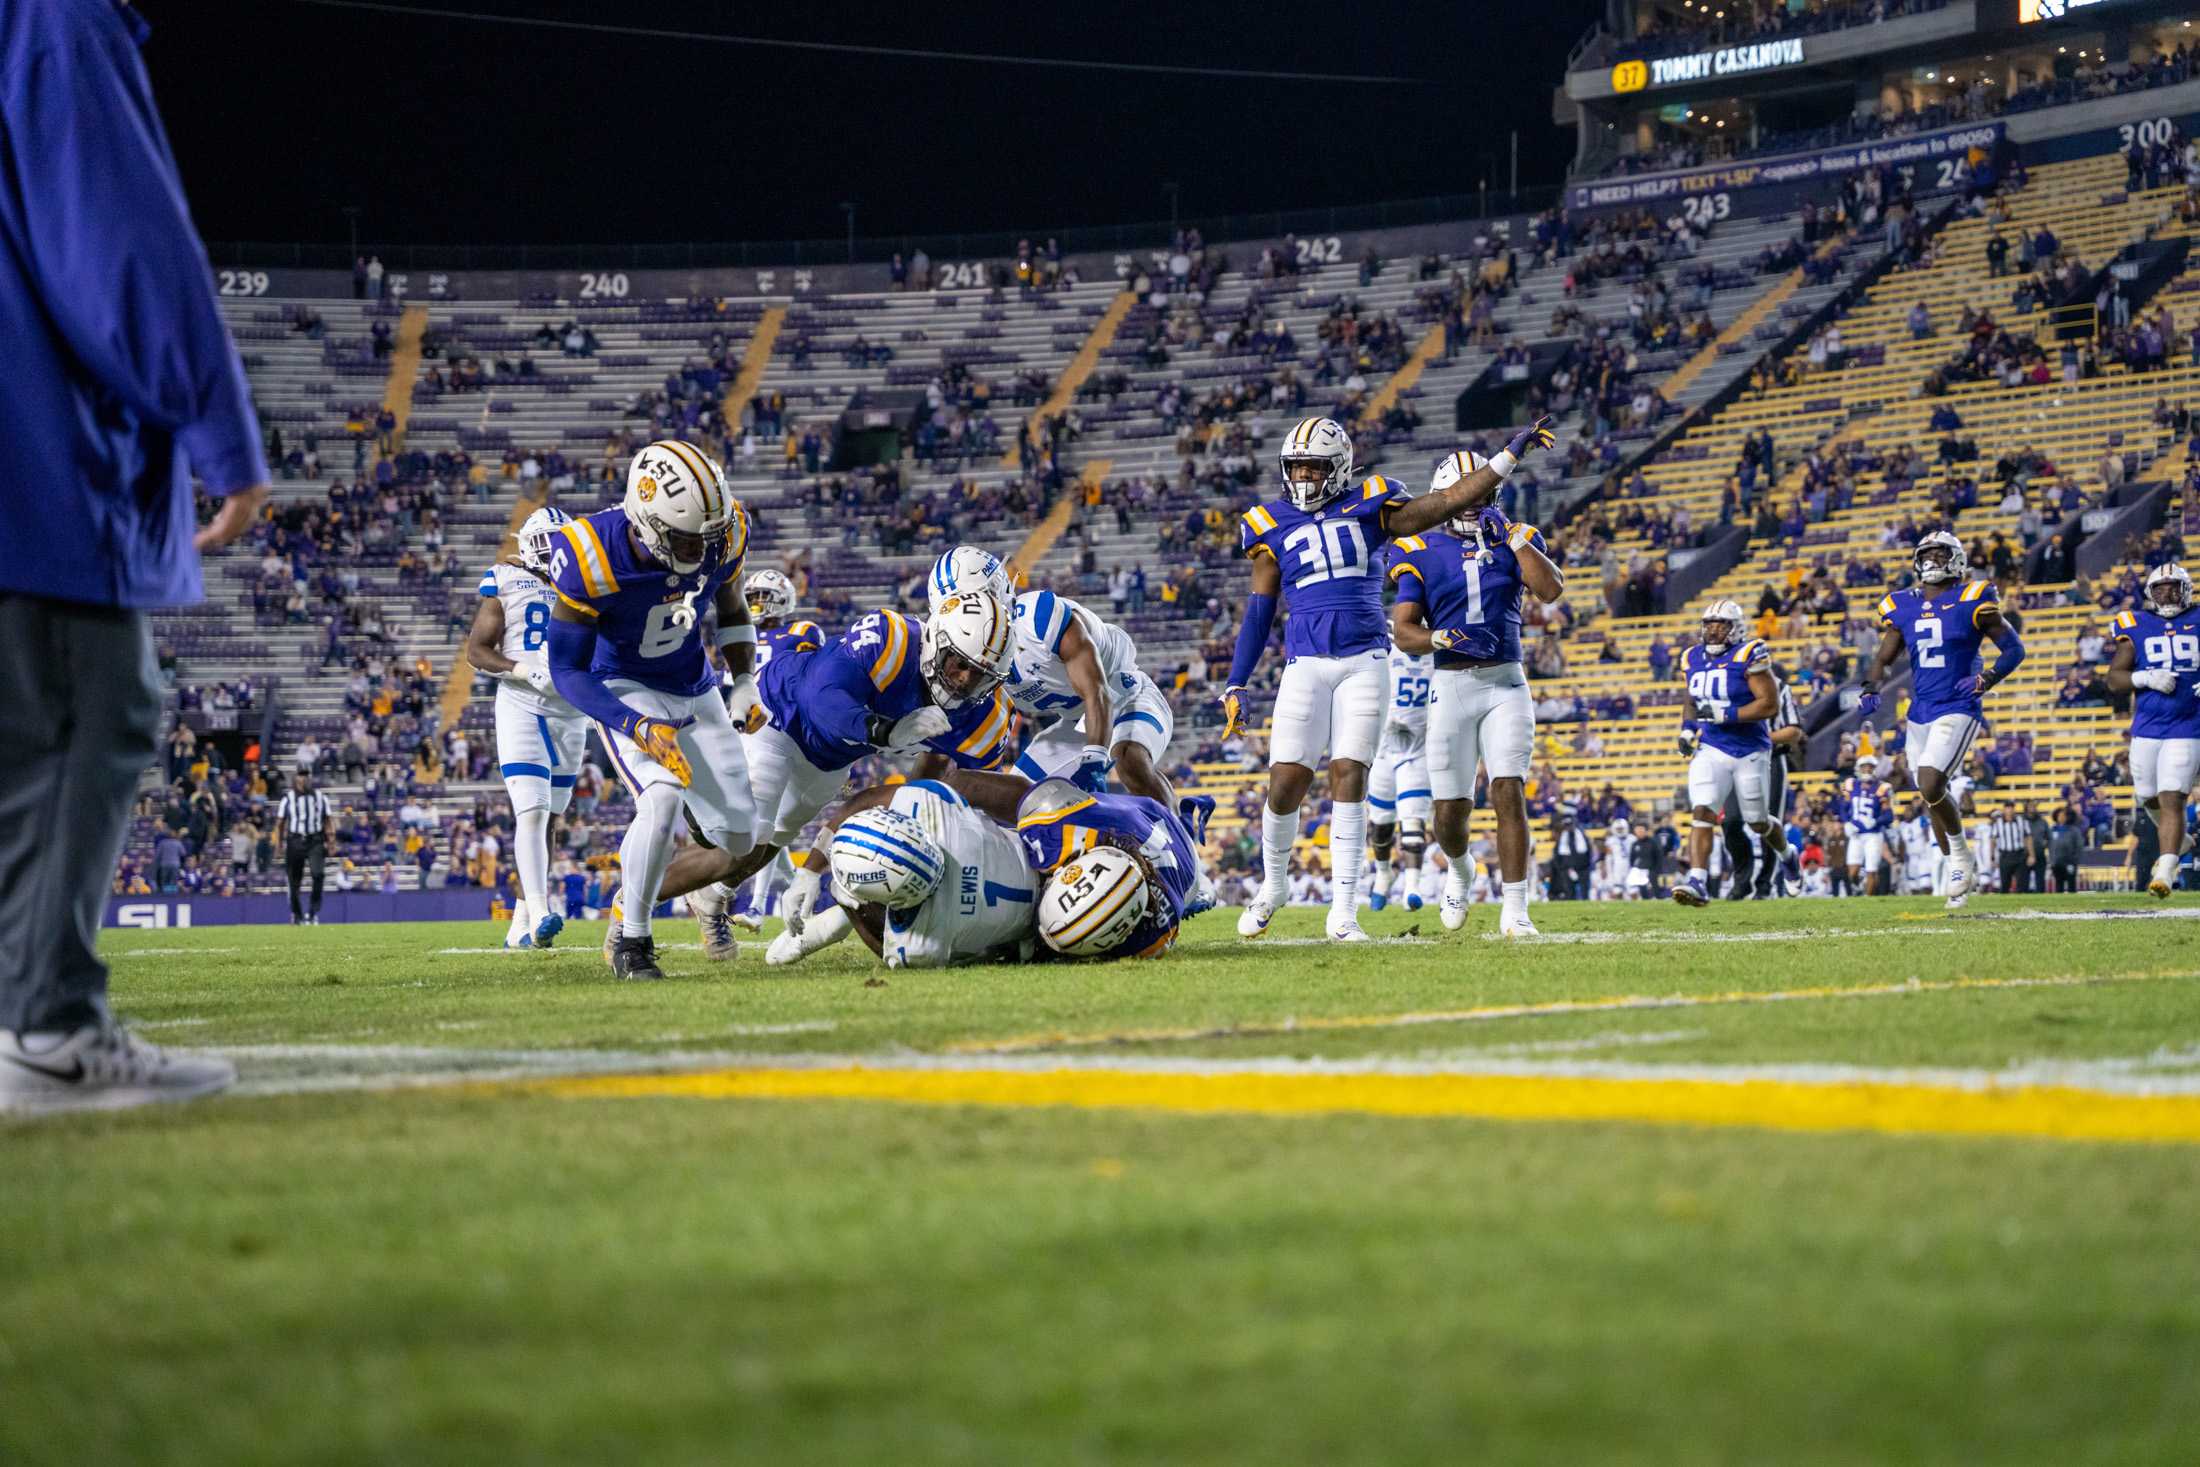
[522,601,550,652]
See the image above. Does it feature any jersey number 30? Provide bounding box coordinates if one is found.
[1281,520,1368,588]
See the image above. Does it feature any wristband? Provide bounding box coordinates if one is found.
[1506,522,1537,551]
[1489,450,1518,480]
[717,622,757,646]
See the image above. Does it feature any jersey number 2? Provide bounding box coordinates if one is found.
[1281,520,1367,588]
[1913,616,1945,669]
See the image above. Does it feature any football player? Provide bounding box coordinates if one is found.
[766,779,1039,970]
[1367,646,1433,912]
[1000,586,1179,805]
[1840,754,1895,896]
[724,567,823,930]
[2107,562,2200,897]
[926,543,1015,611]
[1387,459,1565,936]
[466,504,589,950]
[1019,777,1214,961]
[1671,599,1798,908]
[546,439,762,981]
[1860,532,2025,910]
[640,592,1021,953]
[1223,414,1556,942]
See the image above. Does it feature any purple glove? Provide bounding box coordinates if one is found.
[1857,690,1880,718]
[1954,674,1983,700]
[1476,504,1511,543]
[1505,414,1557,458]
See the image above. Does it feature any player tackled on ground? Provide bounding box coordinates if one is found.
[1223,414,1556,942]
[1672,599,1798,908]
[1386,454,1565,937]
[1860,532,2025,910]
[545,439,763,980]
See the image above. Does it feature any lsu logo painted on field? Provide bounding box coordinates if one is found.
[1611,59,1648,93]
[636,474,659,502]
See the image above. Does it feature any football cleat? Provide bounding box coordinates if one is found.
[1672,876,1711,908]
[1,1025,235,1114]
[1237,898,1275,939]
[765,929,808,967]
[1185,870,1218,919]
[1943,864,1971,912]
[731,910,764,932]
[611,933,665,982]
[687,883,740,962]
[2149,854,2177,899]
[1325,912,1372,942]
[602,903,623,968]
[1403,889,1425,911]
[1439,880,1470,932]
[1499,911,1539,938]
[532,912,564,949]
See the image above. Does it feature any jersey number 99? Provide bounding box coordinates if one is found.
[2144,633,2200,671]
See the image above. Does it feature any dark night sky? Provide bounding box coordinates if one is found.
[146,0,1602,252]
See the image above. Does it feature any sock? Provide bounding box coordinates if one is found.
[1420,862,1446,903]
[514,806,551,924]
[1371,858,1395,900]
[1328,800,1368,917]
[1501,878,1530,921]
[1443,861,1469,900]
[507,896,531,933]
[1260,805,1298,906]
[1689,866,1708,885]
[620,783,683,938]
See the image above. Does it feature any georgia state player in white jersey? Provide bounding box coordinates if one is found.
[926,544,1014,612]
[1223,415,1556,943]
[465,504,590,950]
[1003,587,1178,798]
[767,779,1039,969]
[1367,648,1433,911]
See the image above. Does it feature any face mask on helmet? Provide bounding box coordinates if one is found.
[646,515,720,573]
[744,571,796,623]
[921,592,1014,708]
[1914,540,1962,584]
[1281,456,1341,510]
[2148,567,2192,615]
[1702,619,1736,650]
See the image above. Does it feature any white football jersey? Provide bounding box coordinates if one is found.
[879,783,1038,968]
[1384,649,1433,738]
[1004,589,1140,721]
[479,562,580,719]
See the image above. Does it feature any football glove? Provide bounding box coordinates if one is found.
[1677,728,1700,757]
[1220,685,1248,739]
[632,715,695,787]
[1072,745,1113,794]
[1857,689,1880,718]
[1954,674,1983,700]
[1429,628,1466,653]
[884,706,952,749]
[1476,504,1511,544]
[2133,668,2180,693]
[725,673,767,735]
[1506,414,1557,459]
[783,863,822,936]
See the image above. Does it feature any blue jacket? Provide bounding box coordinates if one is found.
[0,0,266,608]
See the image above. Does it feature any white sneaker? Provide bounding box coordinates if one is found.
[1499,910,1539,938]
[1,1025,235,1115]
[2150,853,2178,899]
[765,929,808,967]
[1237,897,1275,939]
[1440,881,1470,932]
[1944,863,1972,912]
[687,883,739,962]
[730,910,764,932]
[1325,912,1371,942]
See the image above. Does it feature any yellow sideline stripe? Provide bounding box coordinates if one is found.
[948,969,2200,1056]
[521,1064,2200,1144]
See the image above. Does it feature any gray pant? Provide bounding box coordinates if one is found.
[0,596,162,1033]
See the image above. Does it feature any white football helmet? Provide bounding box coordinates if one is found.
[1913,530,1966,586]
[1855,755,1877,779]
[1278,416,1353,511]
[2146,562,2192,615]
[1429,449,1492,540]
[919,588,1016,708]
[926,544,1012,614]
[624,439,735,574]
[828,808,944,911]
[743,568,797,624]
[1700,598,1745,651]
[515,505,571,574]
[1037,844,1154,958]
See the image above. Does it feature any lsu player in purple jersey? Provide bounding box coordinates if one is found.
[1672,600,1798,908]
[546,439,762,980]
[1223,414,1556,942]
[1018,778,1214,960]
[1839,755,1895,896]
[1387,456,1565,936]
[1860,531,2025,910]
[466,504,589,951]
[2107,563,2200,896]
[638,590,1022,950]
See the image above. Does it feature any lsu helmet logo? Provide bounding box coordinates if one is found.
[636,474,659,502]
[1611,60,1648,93]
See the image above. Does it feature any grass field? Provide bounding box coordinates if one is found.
[8,895,2200,1464]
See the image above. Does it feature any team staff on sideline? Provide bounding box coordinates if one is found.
[0,0,268,1113]
[276,773,338,926]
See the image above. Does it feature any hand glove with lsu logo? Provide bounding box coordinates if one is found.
[1220,685,1248,739]
[1506,414,1558,459]
[724,673,767,735]
[631,715,695,787]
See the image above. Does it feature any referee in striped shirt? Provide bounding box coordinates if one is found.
[1989,802,2031,894]
[276,772,337,925]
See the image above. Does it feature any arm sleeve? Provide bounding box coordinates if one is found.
[1989,620,2026,681]
[1227,592,1278,688]
[807,655,881,749]
[4,8,267,492]
[545,616,643,735]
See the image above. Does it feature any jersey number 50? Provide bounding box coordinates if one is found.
[1281,520,1367,588]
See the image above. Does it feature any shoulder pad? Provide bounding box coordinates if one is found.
[1394,535,1426,553]
[1241,505,1279,536]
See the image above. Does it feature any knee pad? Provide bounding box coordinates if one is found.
[1369,819,1396,855]
[505,776,552,817]
[637,781,684,832]
[1399,820,1428,856]
[1690,818,1719,835]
